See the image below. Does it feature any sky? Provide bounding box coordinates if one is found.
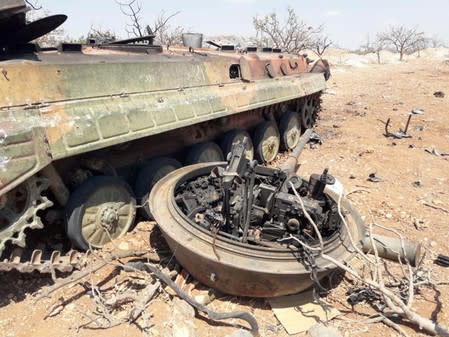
[36,0,449,49]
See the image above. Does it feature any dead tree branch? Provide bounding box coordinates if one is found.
[150,11,183,46]
[253,7,322,53]
[25,0,42,10]
[36,250,151,300]
[116,0,145,37]
[128,281,160,322]
[116,0,183,44]
[125,262,260,336]
[88,26,117,43]
[422,202,449,215]
[312,35,333,57]
[291,185,449,336]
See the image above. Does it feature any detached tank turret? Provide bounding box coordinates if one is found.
[0,1,330,266]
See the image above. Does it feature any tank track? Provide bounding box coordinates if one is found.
[0,247,84,273]
[0,176,83,273]
[0,93,323,274]
[0,176,53,253]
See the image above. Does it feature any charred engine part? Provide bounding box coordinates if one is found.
[175,139,341,250]
[149,133,366,297]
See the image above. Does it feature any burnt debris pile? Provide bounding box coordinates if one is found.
[175,138,342,249]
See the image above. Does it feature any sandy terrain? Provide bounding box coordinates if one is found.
[0,49,448,337]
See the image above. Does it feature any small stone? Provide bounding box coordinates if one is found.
[171,322,196,337]
[173,298,195,319]
[194,290,215,306]
[349,174,356,179]
[434,91,445,98]
[225,329,253,337]
[308,323,342,337]
[413,217,428,230]
[385,213,393,219]
[412,180,422,188]
[430,241,437,247]
[118,242,129,250]
[171,298,197,337]
[265,324,277,332]
[367,173,383,183]
[415,125,424,131]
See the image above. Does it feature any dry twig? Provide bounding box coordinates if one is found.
[422,202,449,215]
[125,261,260,337]
[36,250,149,300]
[291,184,449,336]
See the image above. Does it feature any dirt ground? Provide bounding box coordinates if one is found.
[1,51,448,337]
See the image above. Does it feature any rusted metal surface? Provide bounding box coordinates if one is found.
[149,160,364,298]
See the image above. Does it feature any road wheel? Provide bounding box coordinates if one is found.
[134,157,181,219]
[300,98,316,129]
[66,176,136,250]
[254,121,280,163]
[220,129,254,160]
[279,111,301,150]
[185,142,224,165]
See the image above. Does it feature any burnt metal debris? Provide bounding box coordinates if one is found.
[433,91,445,98]
[384,108,424,139]
[435,254,449,267]
[149,133,422,297]
[175,138,342,249]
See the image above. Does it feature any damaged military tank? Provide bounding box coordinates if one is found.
[0,1,331,270]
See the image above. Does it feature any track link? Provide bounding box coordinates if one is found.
[0,247,84,273]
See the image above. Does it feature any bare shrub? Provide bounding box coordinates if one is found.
[378,26,426,61]
[360,35,386,64]
[116,0,184,46]
[253,7,331,55]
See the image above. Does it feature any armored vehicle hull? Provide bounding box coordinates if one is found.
[0,3,330,263]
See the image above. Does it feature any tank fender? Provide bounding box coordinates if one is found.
[0,124,52,196]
